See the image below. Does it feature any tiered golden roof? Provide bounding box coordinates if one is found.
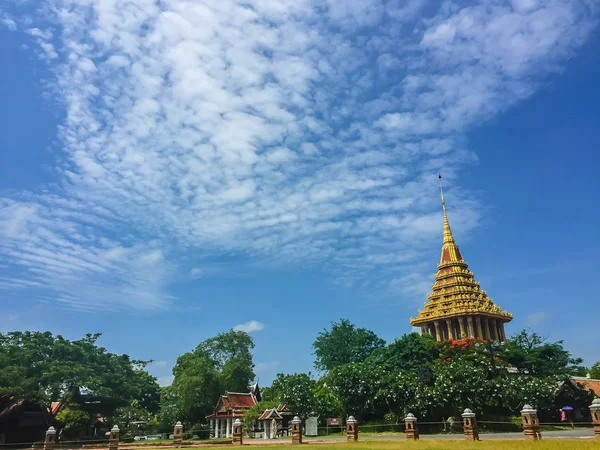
[410,180,512,326]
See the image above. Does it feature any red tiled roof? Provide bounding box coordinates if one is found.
[571,377,600,396]
[258,409,282,421]
[224,392,256,409]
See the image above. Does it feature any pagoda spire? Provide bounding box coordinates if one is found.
[439,175,455,245]
[409,175,513,342]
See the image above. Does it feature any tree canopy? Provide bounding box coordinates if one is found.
[169,330,255,424]
[502,330,585,377]
[312,319,385,372]
[0,331,160,436]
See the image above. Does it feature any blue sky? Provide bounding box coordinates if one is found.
[1,0,599,386]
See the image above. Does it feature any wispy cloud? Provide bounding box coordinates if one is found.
[157,375,174,387]
[190,268,203,279]
[526,312,551,327]
[255,361,280,373]
[0,0,597,311]
[234,321,265,333]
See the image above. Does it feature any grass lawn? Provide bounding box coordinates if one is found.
[189,441,600,450]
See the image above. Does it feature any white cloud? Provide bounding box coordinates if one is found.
[255,361,280,373]
[1,14,17,31]
[157,375,174,387]
[526,312,551,326]
[0,0,597,310]
[190,268,203,279]
[234,320,265,333]
[149,360,168,368]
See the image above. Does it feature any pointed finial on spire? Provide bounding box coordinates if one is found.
[439,174,446,213]
[438,175,454,245]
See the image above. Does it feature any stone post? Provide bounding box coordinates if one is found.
[43,427,57,450]
[520,405,542,440]
[461,408,479,441]
[108,425,120,450]
[346,416,358,441]
[232,419,243,446]
[590,398,600,439]
[291,416,302,444]
[173,421,183,446]
[404,413,419,440]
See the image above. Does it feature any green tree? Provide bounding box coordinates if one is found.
[156,387,185,432]
[134,370,161,414]
[373,371,432,421]
[313,319,385,372]
[170,330,255,424]
[325,362,381,420]
[271,373,317,419]
[313,380,343,419]
[241,401,279,434]
[432,359,492,415]
[490,375,559,414]
[0,331,156,435]
[503,330,584,377]
[589,362,600,379]
[367,333,439,382]
[113,400,157,437]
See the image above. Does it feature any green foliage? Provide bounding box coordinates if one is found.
[432,359,491,415]
[134,370,161,414]
[313,319,385,372]
[490,375,559,413]
[325,362,374,419]
[55,404,91,435]
[373,371,432,419]
[367,333,440,382]
[589,362,600,379]
[0,331,156,434]
[242,401,279,434]
[271,373,317,419]
[156,387,184,432]
[113,400,158,436]
[313,380,343,419]
[170,330,255,424]
[503,330,584,377]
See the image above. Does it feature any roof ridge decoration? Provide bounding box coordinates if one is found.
[410,176,512,326]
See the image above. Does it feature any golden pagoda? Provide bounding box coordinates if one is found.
[410,176,512,342]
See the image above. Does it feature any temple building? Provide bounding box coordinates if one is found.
[206,383,261,438]
[410,177,513,341]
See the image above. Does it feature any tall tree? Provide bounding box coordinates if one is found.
[0,331,156,435]
[367,333,439,382]
[588,362,600,379]
[313,319,385,372]
[502,330,584,377]
[271,373,317,419]
[170,330,255,424]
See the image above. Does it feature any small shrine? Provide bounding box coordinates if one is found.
[206,383,261,438]
[410,177,512,341]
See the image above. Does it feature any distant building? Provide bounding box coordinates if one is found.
[410,177,513,341]
[0,400,53,444]
[206,383,261,438]
[255,404,294,439]
[569,376,600,397]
